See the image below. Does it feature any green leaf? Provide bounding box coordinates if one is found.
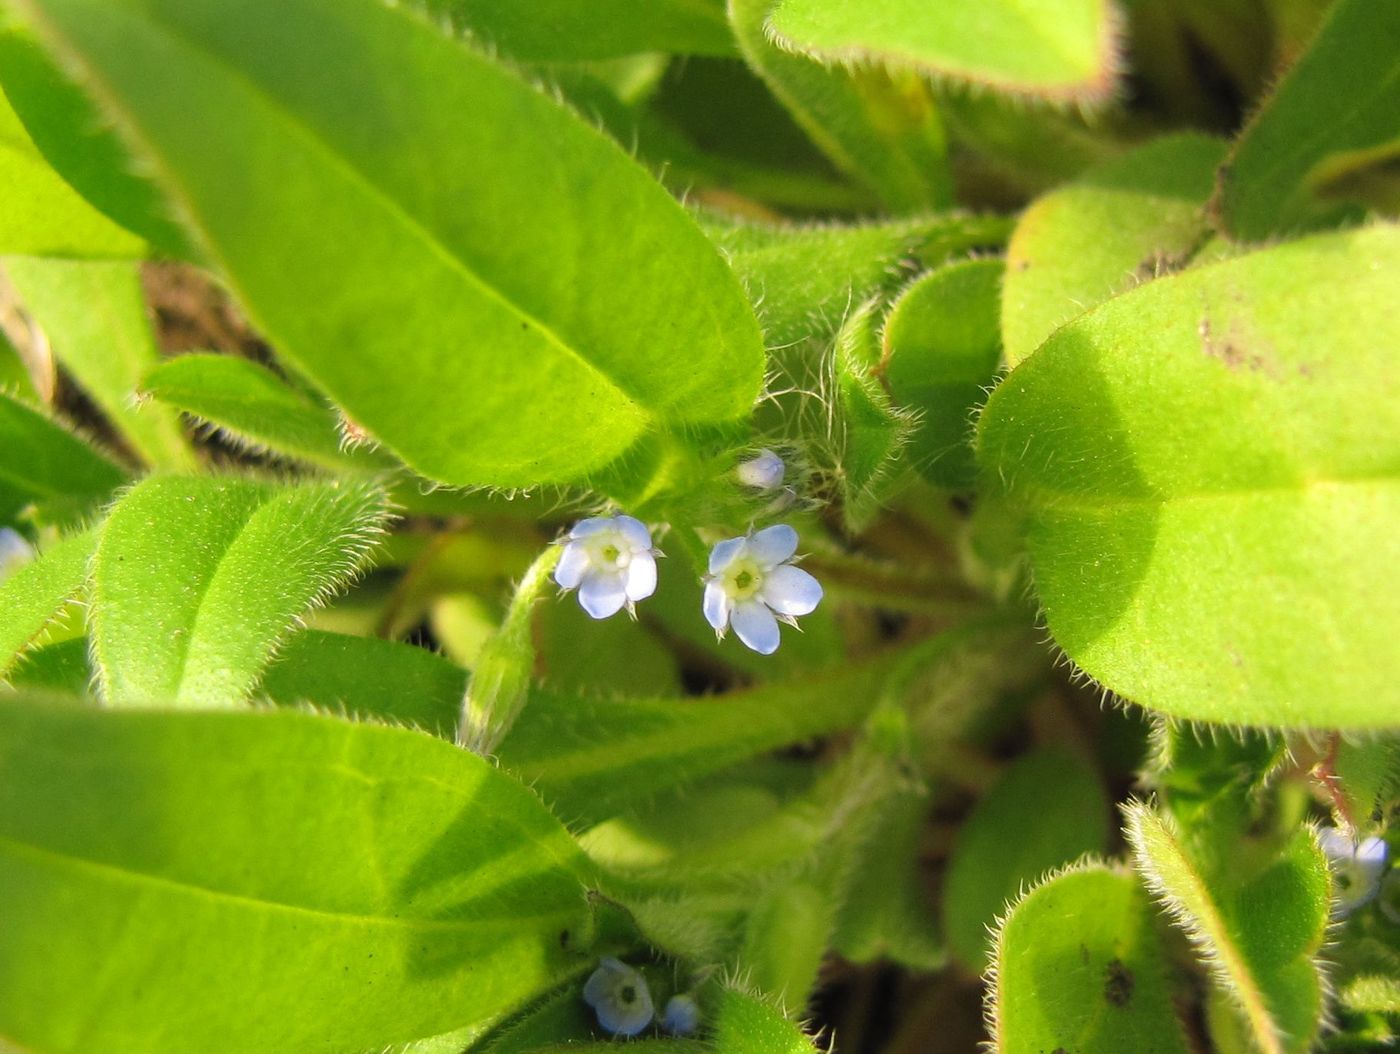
[0,389,126,528]
[1214,0,1400,241]
[0,19,192,257]
[1001,133,1227,367]
[1342,975,1400,1014]
[0,698,593,1054]
[4,635,89,693]
[3,258,196,470]
[419,0,735,61]
[142,353,392,471]
[881,256,1004,487]
[6,0,764,488]
[498,650,904,826]
[0,83,144,257]
[705,210,1011,347]
[988,864,1191,1054]
[728,0,952,212]
[1331,736,1400,834]
[0,326,38,401]
[977,225,1400,729]
[834,297,913,529]
[767,0,1120,103]
[713,988,820,1053]
[1125,802,1330,1054]
[537,592,681,698]
[92,476,390,708]
[944,745,1110,971]
[0,528,93,679]
[257,629,467,740]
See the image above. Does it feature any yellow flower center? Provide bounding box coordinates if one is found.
[723,557,764,600]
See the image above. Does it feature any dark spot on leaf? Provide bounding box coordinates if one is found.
[1104,958,1134,1007]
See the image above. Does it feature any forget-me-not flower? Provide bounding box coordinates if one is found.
[662,993,701,1036]
[583,957,654,1036]
[1319,826,1389,916]
[736,448,785,491]
[704,524,822,655]
[555,515,659,620]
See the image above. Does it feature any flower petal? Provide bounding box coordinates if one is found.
[578,570,628,619]
[748,524,798,568]
[708,536,748,574]
[736,449,784,490]
[732,600,780,655]
[554,541,590,589]
[569,516,615,539]
[703,579,732,631]
[625,552,657,602]
[583,959,628,1008]
[614,515,652,552]
[760,564,822,616]
[662,994,701,1036]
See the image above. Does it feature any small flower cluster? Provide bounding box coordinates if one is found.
[553,453,822,654]
[582,958,700,1037]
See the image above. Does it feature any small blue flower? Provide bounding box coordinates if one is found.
[554,516,659,620]
[662,993,701,1036]
[583,958,654,1036]
[703,524,822,655]
[0,528,33,580]
[1319,826,1389,916]
[736,449,785,491]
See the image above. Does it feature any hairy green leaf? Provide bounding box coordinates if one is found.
[713,988,820,1053]
[768,0,1120,103]
[0,83,144,257]
[705,210,1011,346]
[978,225,1400,728]
[882,256,1004,487]
[1002,133,1227,366]
[257,629,467,739]
[1125,802,1330,1054]
[4,258,196,470]
[6,0,764,487]
[498,649,904,826]
[3,635,88,693]
[142,353,393,471]
[989,864,1191,1053]
[0,698,593,1054]
[834,297,912,528]
[728,0,952,212]
[419,0,734,60]
[0,528,92,679]
[944,745,1110,970]
[1215,0,1400,241]
[92,476,389,707]
[0,390,125,527]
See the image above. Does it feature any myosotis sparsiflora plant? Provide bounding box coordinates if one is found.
[0,0,1397,1052]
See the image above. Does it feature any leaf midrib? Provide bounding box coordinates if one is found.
[22,0,649,422]
[0,832,572,931]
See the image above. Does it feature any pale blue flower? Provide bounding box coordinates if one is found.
[703,524,822,655]
[555,515,659,620]
[736,448,785,491]
[583,957,654,1036]
[662,994,701,1036]
[1319,826,1389,916]
[0,528,33,580]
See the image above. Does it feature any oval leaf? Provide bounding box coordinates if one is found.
[1002,133,1227,366]
[92,476,390,707]
[0,82,145,257]
[944,744,1110,971]
[0,698,593,1054]
[882,256,1005,487]
[977,225,1400,729]
[0,528,93,679]
[0,389,126,527]
[988,864,1191,1053]
[7,0,764,487]
[767,0,1120,104]
[1125,802,1330,1054]
[1214,0,1400,241]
